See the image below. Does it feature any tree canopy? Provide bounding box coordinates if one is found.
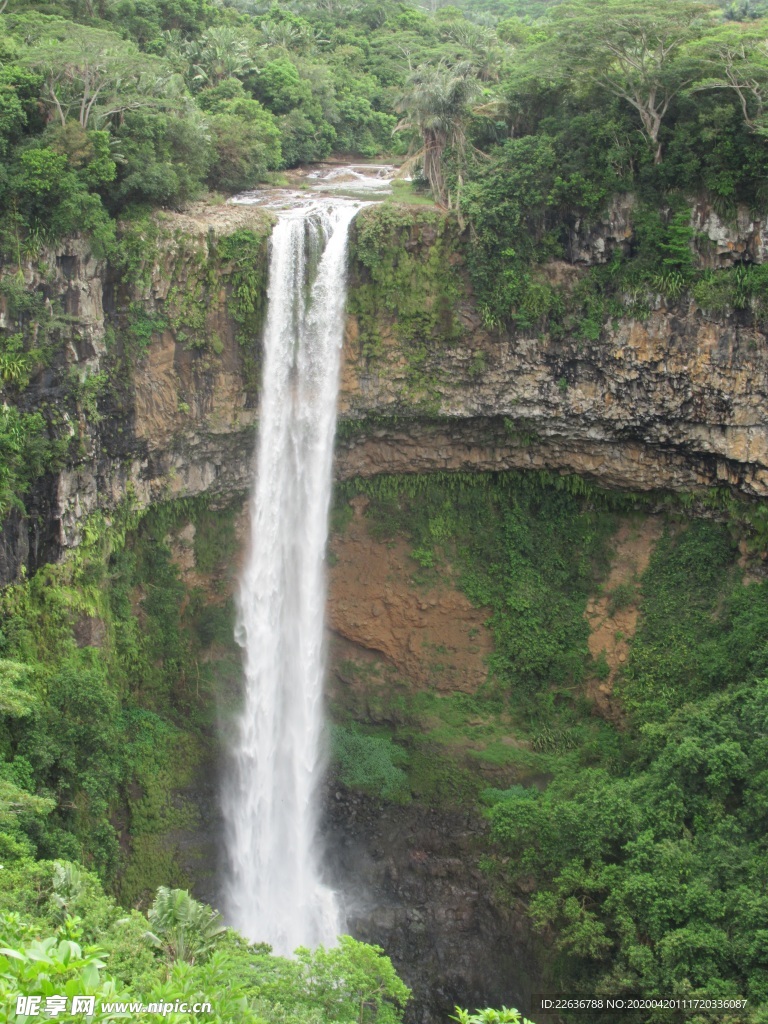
[0,0,765,235]
[543,0,711,163]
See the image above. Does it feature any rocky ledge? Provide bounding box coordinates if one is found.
[338,304,768,496]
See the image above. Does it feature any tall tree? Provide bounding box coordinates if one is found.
[187,26,259,87]
[22,22,173,130]
[544,0,709,163]
[395,59,483,212]
[690,25,768,135]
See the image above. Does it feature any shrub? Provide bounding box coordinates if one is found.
[331,724,411,803]
[207,99,281,193]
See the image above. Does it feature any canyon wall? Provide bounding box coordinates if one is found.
[3,196,767,585]
[3,197,767,1020]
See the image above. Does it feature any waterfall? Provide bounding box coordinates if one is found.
[222,201,358,953]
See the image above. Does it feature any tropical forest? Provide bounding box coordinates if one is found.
[1,0,768,1022]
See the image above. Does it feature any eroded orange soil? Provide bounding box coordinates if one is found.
[327,498,492,693]
[584,516,664,720]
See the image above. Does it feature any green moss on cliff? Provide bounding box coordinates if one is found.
[216,227,272,346]
[107,216,272,396]
[329,472,626,808]
[340,472,618,700]
[347,205,464,365]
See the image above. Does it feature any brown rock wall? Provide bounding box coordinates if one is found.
[337,302,768,497]
[327,500,492,692]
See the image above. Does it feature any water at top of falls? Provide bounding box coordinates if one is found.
[230,162,396,209]
[221,195,365,955]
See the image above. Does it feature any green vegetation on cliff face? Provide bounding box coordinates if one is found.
[0,212,272,521]
[330,475,768,1023]
[0,498,414,1020]
[4,0,768,529]
[0,499,241,896]
[337,473,620,708]
[348,205,463,385]
[330,473,625,807]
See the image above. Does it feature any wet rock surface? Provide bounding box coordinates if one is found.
[181,774,540,1023]
[323,789,539,1024]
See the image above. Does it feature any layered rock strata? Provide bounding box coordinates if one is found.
[2,198,768,583]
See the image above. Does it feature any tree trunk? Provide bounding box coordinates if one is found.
[424,130,447,208]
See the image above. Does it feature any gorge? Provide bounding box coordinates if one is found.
[5,2,768,1020]
[2,179,768,1022]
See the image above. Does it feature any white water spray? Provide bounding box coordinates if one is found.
[222,200,359,953]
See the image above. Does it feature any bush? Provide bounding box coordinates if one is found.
[278,108,336,168]
[331,724,411,803]
[0,863,410,1024]
[112,109,212,209]
[251,58,310,115]
[207,99,281,193]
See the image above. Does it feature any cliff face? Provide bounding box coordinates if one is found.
[0,206,271,581]
[337,307,768,495]
[323,792,538,1023]
[4,197,765,1020]
[2,197,768,584]
[336,201,768,498]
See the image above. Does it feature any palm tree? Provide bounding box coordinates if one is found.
[444,23,508,82]
[190,27,257,86]
[395,60,483,214]
[145,887,226,965]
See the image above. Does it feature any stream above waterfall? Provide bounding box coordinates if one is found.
[230,162,396,209]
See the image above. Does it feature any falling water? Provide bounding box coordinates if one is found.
[222,200,359,953]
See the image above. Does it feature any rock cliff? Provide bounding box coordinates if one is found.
[3,195,764,1021]
[2,196,767,585]
[337,202,768,499]
[324,792,538,1024]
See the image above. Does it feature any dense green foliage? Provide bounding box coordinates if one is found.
[331,723,411,804]
[0,0,766,249]
[333,477,768,1022]
[490,528,768,1022]
[452,1011,535,1024]
[0,0,501,254]
[0,860,410,1023]
[0,499,243,899]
